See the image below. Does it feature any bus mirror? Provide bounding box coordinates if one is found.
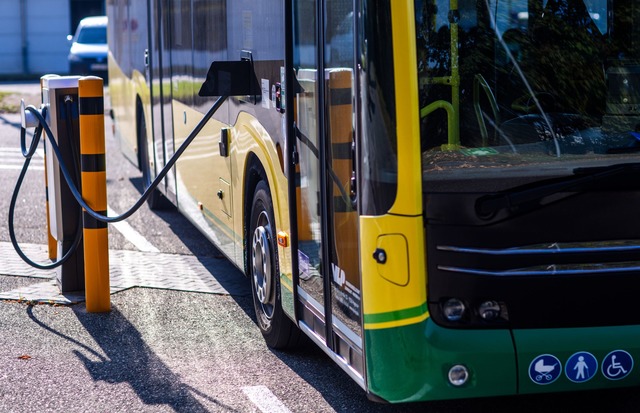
[198,60,261,98]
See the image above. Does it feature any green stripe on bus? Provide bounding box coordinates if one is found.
[364,302,428,325]
[280,273,293,289]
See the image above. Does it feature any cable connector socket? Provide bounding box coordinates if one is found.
[20,99,41,129]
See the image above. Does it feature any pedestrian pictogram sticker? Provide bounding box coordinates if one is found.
[529,354,562,385]
[602,350,633,381]
[565,352,598,383]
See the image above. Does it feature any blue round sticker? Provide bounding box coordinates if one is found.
[529,354,562,385]
[602,350,633,380]
[565,352,598,383]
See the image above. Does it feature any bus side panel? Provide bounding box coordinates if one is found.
[159,1,237,261]
[107,0,151,168]
[108,53,137,165]
[225,0,294,317]
[107,1,137,166]
[233,111,293,315]
[173,101,239,262]
[128,0,152,147]
[172,104,293,305]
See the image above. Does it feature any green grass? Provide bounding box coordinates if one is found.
[0,91,19,113]
[0,90,42,114]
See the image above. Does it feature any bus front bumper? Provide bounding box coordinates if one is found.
[365,319,640,403]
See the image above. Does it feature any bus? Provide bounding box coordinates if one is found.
[108,0,640,403]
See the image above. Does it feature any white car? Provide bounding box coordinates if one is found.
[67,16,108,78]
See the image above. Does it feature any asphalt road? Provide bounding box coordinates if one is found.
[1,83,640,412]
[0,86,404,412]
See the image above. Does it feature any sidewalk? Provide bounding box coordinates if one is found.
[0,242,249,304]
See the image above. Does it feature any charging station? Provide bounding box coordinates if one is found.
[42,75,85,293]
[13,61,255,312]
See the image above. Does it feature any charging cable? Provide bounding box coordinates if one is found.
[10,96,226,269]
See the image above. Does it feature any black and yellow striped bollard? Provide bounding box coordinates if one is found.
[78,76,110,313]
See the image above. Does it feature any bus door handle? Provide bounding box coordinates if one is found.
[219,128,230,157]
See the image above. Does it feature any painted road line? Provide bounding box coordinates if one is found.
[0,147,44,171]
[0,164,44,171]
[107,206,159,253]
[242,386,292,413]
[2,145,158,253]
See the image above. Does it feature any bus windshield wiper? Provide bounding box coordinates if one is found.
[476,162,640,218]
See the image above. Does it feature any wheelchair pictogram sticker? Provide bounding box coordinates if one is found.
[602,350,633,381]
[529,354,562,385]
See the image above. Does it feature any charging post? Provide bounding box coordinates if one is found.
[14,61,254,311]
[42,75,85,293]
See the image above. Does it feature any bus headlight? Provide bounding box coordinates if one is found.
[432,298,509,327]
[442,298,466,321]
[478,300,501,320]
[448,365,470,386]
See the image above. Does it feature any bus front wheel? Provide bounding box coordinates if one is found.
[249,180,300,350]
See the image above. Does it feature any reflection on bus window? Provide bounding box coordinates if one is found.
[417,0,640,188]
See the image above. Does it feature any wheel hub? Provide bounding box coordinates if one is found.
[252,220,273,306]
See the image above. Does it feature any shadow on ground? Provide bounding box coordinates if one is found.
[26,303,242,412]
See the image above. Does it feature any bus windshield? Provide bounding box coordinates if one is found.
[417,0,640,191]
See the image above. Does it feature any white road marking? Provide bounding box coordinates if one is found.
[107,206,159,253]
[1,145,159,253]
[0,147,45,170]
[0,164,44,171]
[242,386,292,413]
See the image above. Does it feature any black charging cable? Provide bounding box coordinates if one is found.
[23,96,225,224]
[10,96,227,269]
[9,106,83,270]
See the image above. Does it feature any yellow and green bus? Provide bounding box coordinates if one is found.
[108,0,640,403]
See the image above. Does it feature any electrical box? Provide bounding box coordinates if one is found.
[42,75,85,292]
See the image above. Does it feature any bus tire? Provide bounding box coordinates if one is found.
[249,180,300,350]
[137,108,171,210]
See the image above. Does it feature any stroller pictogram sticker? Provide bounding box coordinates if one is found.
[529,354,562,385]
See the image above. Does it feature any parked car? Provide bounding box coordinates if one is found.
[67,16,108,79]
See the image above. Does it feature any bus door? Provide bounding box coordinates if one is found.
[292,0,363,377]
[148,0,177,203]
